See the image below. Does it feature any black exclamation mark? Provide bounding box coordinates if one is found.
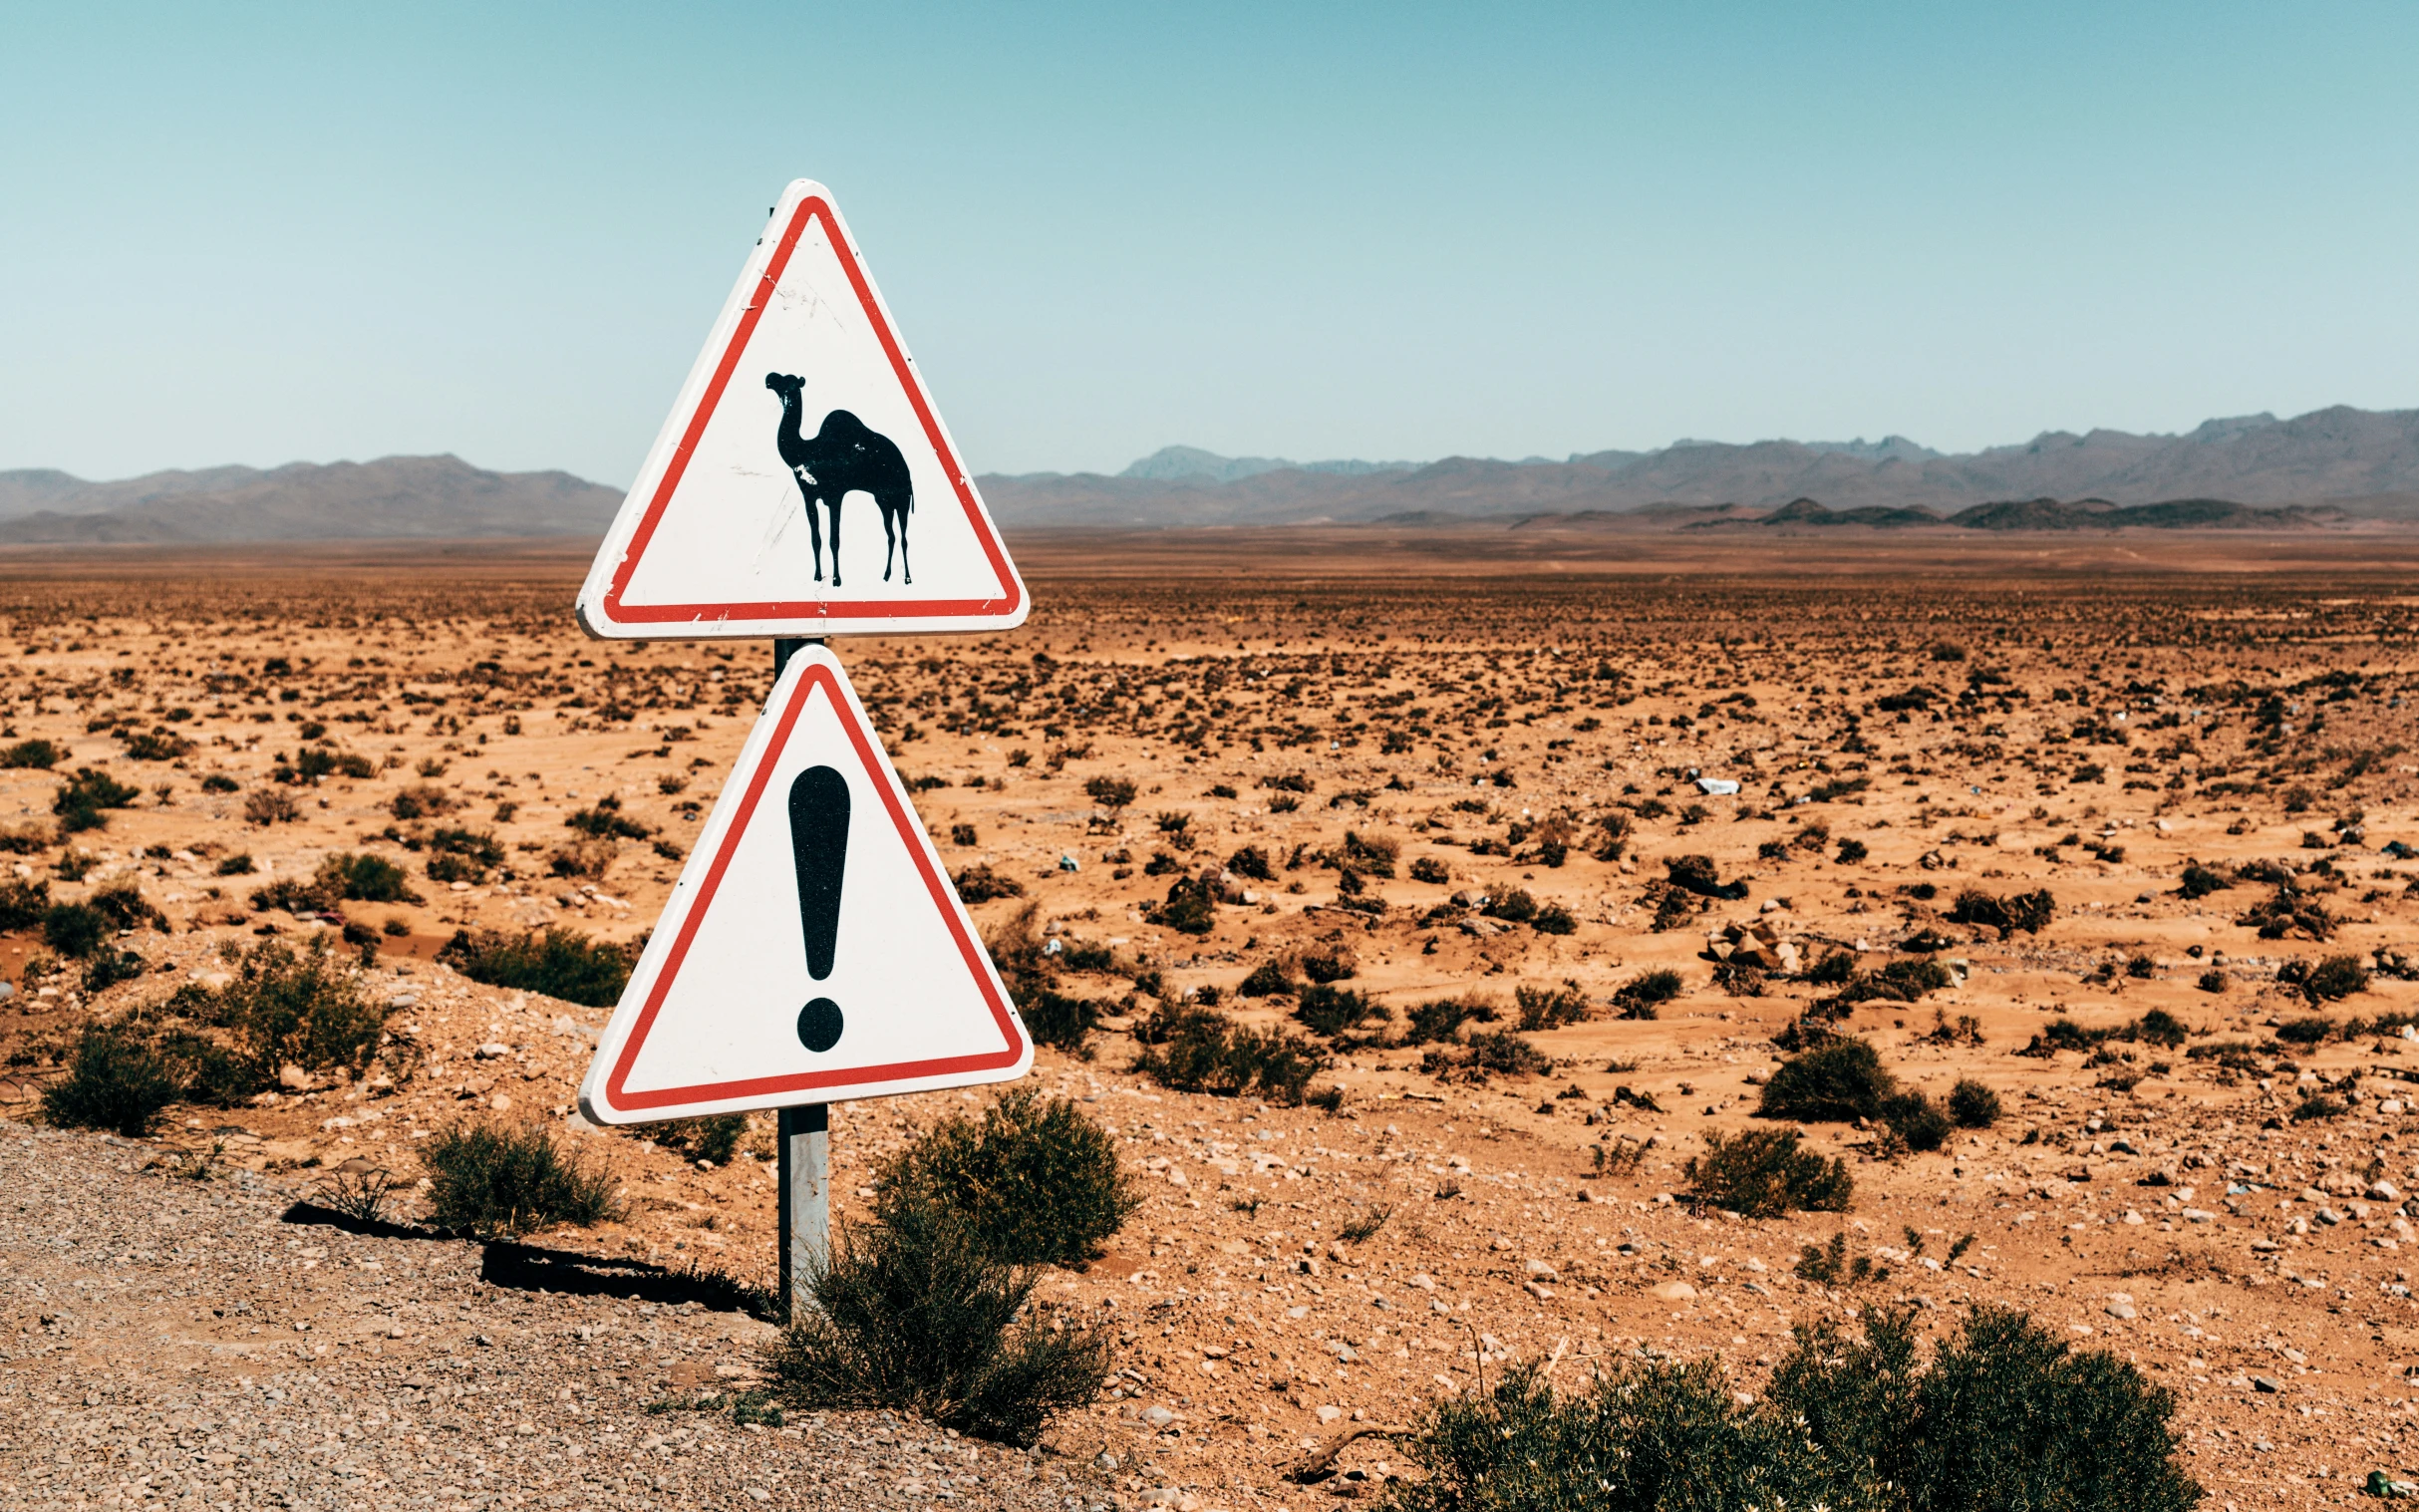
[788,765,849,1053]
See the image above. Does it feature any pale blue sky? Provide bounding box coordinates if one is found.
[4,2,2415,483]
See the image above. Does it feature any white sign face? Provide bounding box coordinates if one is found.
[579,643,1031,1123]
[578,178,1028,640]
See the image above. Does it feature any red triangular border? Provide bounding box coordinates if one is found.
[601,661,1024,1110]
[597,194,1023,626]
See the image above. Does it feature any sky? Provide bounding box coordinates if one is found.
[4,1,2417,485]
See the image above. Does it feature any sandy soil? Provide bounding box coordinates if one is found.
[2,535,2416,1510]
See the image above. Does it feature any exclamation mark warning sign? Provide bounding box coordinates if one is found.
[580,644,1031,1122]
[788,764,848,1052]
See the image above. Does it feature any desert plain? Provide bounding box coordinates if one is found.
[3,527,2419,1510]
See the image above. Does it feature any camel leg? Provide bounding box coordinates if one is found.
[826,498,843,587]
[898,502,911,584]
[801,486,825,583]
[881,506,897,582]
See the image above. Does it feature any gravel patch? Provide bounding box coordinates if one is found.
[0,1117,1122,1511]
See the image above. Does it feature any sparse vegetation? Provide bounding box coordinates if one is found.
[1758,1039,1895,1123]
[421,1119,620,1235]
[43,1028,179,1136]
[438,927,639,1008]
[1685,1127,1852,1216]
[1132,1005,1327,1104]
[877,1087,1138,1268]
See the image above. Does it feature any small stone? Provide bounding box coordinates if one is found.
[278,1063,310,1090]
[1141,1405,1174,1428]
[1316,1405,1344,1423]
[2105,1295,2137,1321]
[2251,1374,2281,1393]
[1650,1281,1696,1302]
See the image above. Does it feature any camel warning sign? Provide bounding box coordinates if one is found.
[577,642,1031,1122]
[577,178,1027,640]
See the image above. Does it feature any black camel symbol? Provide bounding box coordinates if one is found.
[764,373,914,587]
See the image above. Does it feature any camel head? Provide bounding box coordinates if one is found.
[764,372,805,401]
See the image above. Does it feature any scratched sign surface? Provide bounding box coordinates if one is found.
[578,179,1026,641]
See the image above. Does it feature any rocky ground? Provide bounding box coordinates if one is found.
[3,551,2418,1508]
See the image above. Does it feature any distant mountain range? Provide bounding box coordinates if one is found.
[6,404,2416,542]
[987,405,2419,527]
[0,455,620,543]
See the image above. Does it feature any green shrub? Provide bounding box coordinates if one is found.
[1611,969,1682,1020]
[87,881,166,932]
[877,1087,1137,1268]
[1531,902,1578,934]
[1238,959,1296,998]
[1483,888,1538,923]
[1132,1006,1327,1104]
[0,820,55,854]
[1461,1029,1553,1077]
[1948,887,2056,936]
[1021,989,1101,1052]
[1082,775,1136,811]
[2291,1092,2347,1122]
[2273,1016,2333,1046]
[2177,863,2232,899]
[1513,981,1590,1031]
[1946,1078,2001,1128]
[1880,1090,1952,1152]
[42,1028,180,1136]
[1403,995,1493,1045]
[1759,1039,1895,1123]
[182,935,391,1091]
[1295,983,1382,1037]
[1391,1306,2200,1512]
[1,739,62,769]
[1767,1305,2200,1512]
[42,901,113,959]
[2132,1008,2189,1049]
[438,927,638,1008]
[952,863,1025,903]
[2284,953,2370,1003]
[1146,874,1217,935]
[1227,844,1275,880]
[764,1194,1109,1446]
[1684,1128,1852,1217]
[656,1113,749,1165]
[199,772,240,793]
[54,766,141,815]
[389,783,456,819]
[422,1119,620,1235]
[1299,947,1357,984]
[0,877,50,931]
[82,948,148,993]
[320,851,422,904]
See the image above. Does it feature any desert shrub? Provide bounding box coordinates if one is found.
[42,901,113,958]
[1880,1091,1952,1152]
[2291,1093,2347,1122]
[86,881,166,932]
[547,836,618,879]
[1295,983,1382,1037]
[1389,1357,1862,1512]
[656,1113,749,1165]
[1299,947,1357,984]
[213,852,255,875]
[1767,1305,2200,1512]
[1146,874,1217,936]
[54,766,141,814]
[566,799,651,840]
[1131,1006,1327,1104]
[0,820,55,854]
[2280,953,2370,1003]
[176,936,390,1091]
[952,863,1026,903]
[1082,775,1137,812]
[1759,1039,1895,1123]
[1835,838,1869,864]
[438,927,638,1008]
[242,787,302,825]
[1531,901,1578,934]
[2177,863,2232,899]
[878,1087,1137,1268]
[981,903,1052,1009]
[2272,1016,2334,1046]
[1483,888,1538,923]
[1238,959,1296,998]
[1684,1128,1853,1217]
[43,1027,180,1136]
[1462,1029,1553,1077]
[319,851,422,904]
[1946,1078,2001,1128]
[1948,887,2056,935]
[1837,957,1957,1005]
[389,783,456,819]
[765,1194,1109,1446]
[198,772,240,793]
[1514,980,1590,1031]
[0,877,50,931]
[422,1119,619,1235]
[426,849,483,884]
[1227,844,1275,880]
[1021,989,1102,1052]
[1,739,62,769]
[1612,969,1682,1020]
[82,948,148,993]
[2132,1007,2190,1049]
[1403,995,1493,1045]
[2238,883,2336,941]
[1408,855,1451,884]
[123,729,194,760]
[1340,830,1397,878]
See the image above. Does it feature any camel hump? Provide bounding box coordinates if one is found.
[819,409,872,439]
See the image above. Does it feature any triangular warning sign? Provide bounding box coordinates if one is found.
[578,179,1027,640]
[579,644,1030,1122]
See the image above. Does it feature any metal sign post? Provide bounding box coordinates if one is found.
[772,636,827,1322]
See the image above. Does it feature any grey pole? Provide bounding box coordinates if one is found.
[771,635,831,1326]
[776,1102,829,1323]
